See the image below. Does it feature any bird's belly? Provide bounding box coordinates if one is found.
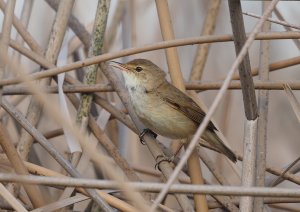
[131,94,197,139]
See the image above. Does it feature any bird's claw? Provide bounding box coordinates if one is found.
[155,155,174,171]
[139,129,157,145]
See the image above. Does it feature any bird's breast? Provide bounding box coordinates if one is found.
[128,87,197,139]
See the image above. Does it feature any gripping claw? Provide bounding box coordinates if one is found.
[139,129,157,145]
[155,155,173,171]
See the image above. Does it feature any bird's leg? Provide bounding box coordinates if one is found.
[139,128,157,145]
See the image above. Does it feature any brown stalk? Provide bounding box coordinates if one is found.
[66,74,247,212]
[3,173,300,198]
[1,99,113,211]
[155,0,206,211]
[42,128,64,140]
[66,92,143,183]
[1,1,113,209]
[274,8,300,50]
[72,0,110,182]
[254,2,271,211]
[189,79,300,91]
[6,79,300,97]
[0,0,33,200]
[190,0,221,81]
[269,204,300,212]
[0,0,15,95]
[228,0,263,210]
[270,157,300,187]
[0,183,28,212]
[243,11,300,31]
[10,0,33,66]
[208,197,300,209]
[0,123,45,207]
[188,1,240,210]
[188,3,238,202]
[0,0,43,54]
[3,29,300,208]
[101,62,193,211]
[0,5,145,197]
[197,149,239,211]
[103,0,126,52]
[0,1,299,210]
[204,181,239,212]
[0,155,136,212]
[233,152,300,186]
[45,0,91,49]
[0,31,299,87]
[64,74,145,187]
[228,0,258,120]
[152,0,280,210]
[5,34,300,88]
[76,0,108,128]
[265,165,300,186]
[0,0,24,202]
[266,157,300,187]
[17,0,75,162]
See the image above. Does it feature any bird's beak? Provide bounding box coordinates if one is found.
[110,61,129,72]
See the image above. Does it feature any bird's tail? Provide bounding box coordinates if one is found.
[202,130,237,163]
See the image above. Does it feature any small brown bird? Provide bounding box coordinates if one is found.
[111,59,237,162]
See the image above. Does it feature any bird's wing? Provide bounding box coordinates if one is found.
[156,83,217,131]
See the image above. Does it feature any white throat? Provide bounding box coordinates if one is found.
[123,72,141,88]
[122,73,148,101]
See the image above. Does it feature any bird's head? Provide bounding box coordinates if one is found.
[110,59,166,90]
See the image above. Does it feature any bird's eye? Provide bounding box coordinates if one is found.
[135,66,143,72]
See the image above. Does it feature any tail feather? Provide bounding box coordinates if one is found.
[202,130,237,163]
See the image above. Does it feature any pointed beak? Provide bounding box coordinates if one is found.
[110,61,129,72]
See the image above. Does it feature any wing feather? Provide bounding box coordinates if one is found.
[155,83,217,131]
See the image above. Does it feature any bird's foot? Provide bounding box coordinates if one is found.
[139,128,157,145]
[155,155,174,171]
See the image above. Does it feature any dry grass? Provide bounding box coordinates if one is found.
[0,0,299,211]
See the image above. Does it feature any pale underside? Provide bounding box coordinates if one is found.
[125,81,198,139]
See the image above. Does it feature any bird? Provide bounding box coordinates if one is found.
[111,59,237,162]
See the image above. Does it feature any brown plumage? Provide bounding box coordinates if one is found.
[111,59,237,162]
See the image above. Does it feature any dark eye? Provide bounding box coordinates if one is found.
[135,66,143,72]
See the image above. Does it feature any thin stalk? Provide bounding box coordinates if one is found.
[150,1,279,210]
[101,62,193,211]
[1,31,300,86]
[66,92,143,183]
[45,0,91,49]
[73,0,110,182]
[274,8,300,50]
[103,0,126,52]
[208,197,300,209]
[76,0,109,127]
[243,11,300,31]
[0,183,28,212]
[190,0,221,81]
[0,0,15,98]
[0,155,136,212]
[0,0,19,202]
[5,79,300,96]
[156,0,206,211]
[0,0,42,54]
[0,123,45,207]
[1,173,300,198]
[17,0,75,161]
[254,2,271,211]
[11,0,33,66]
[228,0,261,210]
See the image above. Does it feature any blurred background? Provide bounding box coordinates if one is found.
[0,0,300,211]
